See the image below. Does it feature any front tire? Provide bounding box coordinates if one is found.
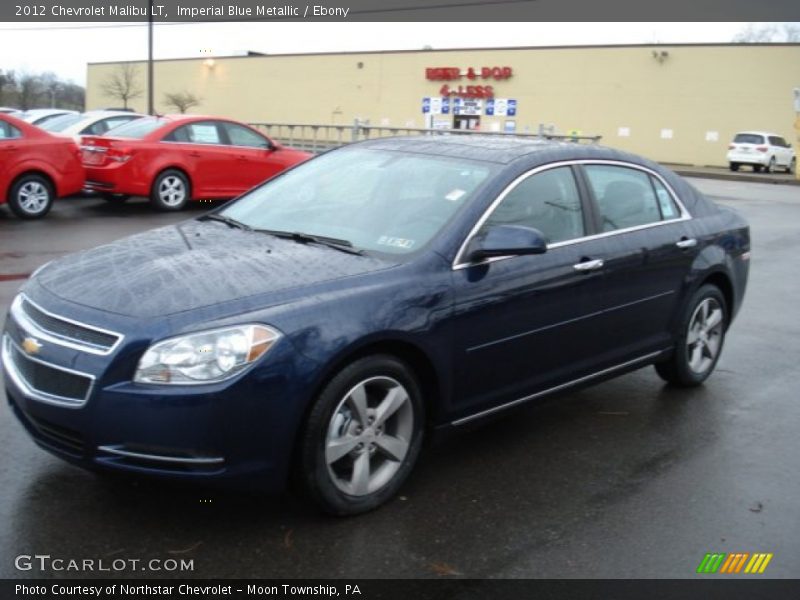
[298,355,425,515]
[8,174,54,219]
[655,284,727,387]
[787,158,796,175]
[150,169,190,211]
[765,157,776,174]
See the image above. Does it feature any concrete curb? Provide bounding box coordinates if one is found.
[662,164,800,186]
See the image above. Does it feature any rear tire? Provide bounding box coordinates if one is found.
[753,165,762,173]
[655,284,727,387]
[728,162,739,172]
[298,355,425,516]
[8,174,54,219]
[150,169,190,211]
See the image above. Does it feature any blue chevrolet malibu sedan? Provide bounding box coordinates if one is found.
[2,136,749,514]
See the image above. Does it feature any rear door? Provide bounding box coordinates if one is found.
[576,163,696,364]
[0,120,24,197]
[768,136,792,167]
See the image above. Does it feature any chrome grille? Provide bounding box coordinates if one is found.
[2,335,94,407]
[12,294,122,355]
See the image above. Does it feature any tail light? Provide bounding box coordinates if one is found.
[107,148,133,163]
[756,146,768,152]
[728,144,736,150]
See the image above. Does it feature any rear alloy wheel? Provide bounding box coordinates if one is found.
[150,169,189,211]
[655,284,727,387]
[728,162,739,172]
[764,156,776,174]
[8,174,54,219]
[299,355,424,515]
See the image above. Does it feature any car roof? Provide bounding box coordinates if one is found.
[354,135,655,167]
[733,131,782,137]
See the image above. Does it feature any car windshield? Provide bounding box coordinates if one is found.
[107,117,168,139]
[39,113,83,132]
[733,133,764,145]
[219,147,494,255]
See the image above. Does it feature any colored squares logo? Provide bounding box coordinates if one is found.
[697,553,773,574]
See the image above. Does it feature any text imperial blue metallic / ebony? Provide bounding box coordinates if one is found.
[2,136,750,515]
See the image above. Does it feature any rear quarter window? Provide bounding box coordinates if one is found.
[0,121,22,139]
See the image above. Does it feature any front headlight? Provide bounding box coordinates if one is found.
[134,324,281,385]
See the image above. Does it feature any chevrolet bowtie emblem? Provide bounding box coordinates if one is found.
[22,337,42,355]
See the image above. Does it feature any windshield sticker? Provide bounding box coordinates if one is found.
[445,189,466,202]
[377,236,416,249]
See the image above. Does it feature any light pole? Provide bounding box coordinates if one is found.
[147,0,154,115]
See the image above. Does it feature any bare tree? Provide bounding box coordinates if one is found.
[0,69,16,106]
[733,23,800,43]
[163,91,201,114]
[100,63,143,109]
[17,72,42,110]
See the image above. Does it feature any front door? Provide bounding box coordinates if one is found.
[450,165,609,418]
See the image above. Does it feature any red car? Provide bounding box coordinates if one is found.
[0,113,84,219]
[81,115,311,211]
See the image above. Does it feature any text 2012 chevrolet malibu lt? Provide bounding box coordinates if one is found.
[2,137,749,515]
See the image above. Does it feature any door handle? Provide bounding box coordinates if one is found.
[188,151,201,157]
[676,238,697,249]
[2,145,17,151]
[573,258,604,272]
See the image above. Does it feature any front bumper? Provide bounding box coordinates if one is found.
[1,294,315,492]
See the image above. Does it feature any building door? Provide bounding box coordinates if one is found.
[453,115,480,130]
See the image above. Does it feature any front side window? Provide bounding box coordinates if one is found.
[584,165,664,232]
[482,167,584,244]
[224,123,269,149]
[220,148,493,255]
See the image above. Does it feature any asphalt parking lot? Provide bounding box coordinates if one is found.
[1,179,798,579]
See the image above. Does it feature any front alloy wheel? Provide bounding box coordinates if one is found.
[8,175,54,219]
[655,284,727,387]
[299,355,424,515]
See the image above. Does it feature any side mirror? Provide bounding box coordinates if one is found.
[466,225,548,262]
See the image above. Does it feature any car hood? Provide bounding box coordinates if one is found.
[34,220,395,319]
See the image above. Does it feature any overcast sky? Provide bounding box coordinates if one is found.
[0,22,779,85]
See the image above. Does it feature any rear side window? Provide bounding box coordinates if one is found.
[584,165,663,232]
[733,133,764,145]
[483,166,585,244]
[168,122,223,145]
[768,136,787,147]
[0,121,22,139]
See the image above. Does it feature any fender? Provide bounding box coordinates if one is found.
[4,158,61,197]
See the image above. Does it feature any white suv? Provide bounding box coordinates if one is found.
[727,131,796,174]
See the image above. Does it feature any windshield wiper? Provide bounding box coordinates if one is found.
[254,229,364,255]
[198,213,252,231]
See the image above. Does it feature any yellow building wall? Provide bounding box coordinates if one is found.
[86,44,800,167]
